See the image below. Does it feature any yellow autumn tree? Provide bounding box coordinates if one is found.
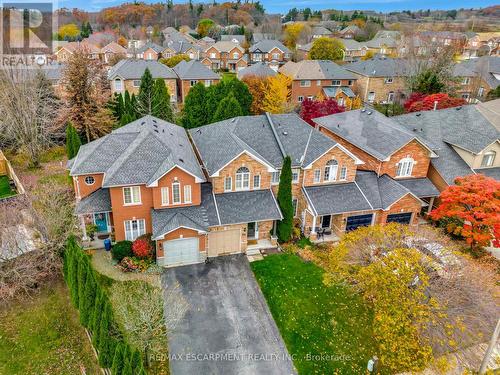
[351,96,362,109]
[58,23,80,40]
[284,23,304,49]
[261,74,291,114]
[361,50,375,61]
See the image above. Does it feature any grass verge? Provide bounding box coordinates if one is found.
[0,281,100,375]
[251,253,376,374]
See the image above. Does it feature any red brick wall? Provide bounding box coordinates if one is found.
[151,167,201,209]
[377,194,421,225]
[156,228,207,257]
[289,79,355,104]
[382,140,431,179]
[75,173,105,198]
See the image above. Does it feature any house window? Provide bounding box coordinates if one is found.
[368,92,375,103]
[298,96,304,102]
[292,198,298,217]
[253,175,261,189]
[147,52,153,60]
[84,176,95,185]
[232,52,239,59]
[272,53,279,60]
[133,80,141,87]
[271,171,280,184]
[224,176,232,192]
[313,169,321,183]
[387,92,395,103]
[292,169,300,183]
[462,93,470,100]
[124,219,145,241]
[184,185,192,203]
[339,166,347,180]
[123,186,141,205]
[338,97,345,106]
[324,160,338,182]
[332,80,341,86]
[300,80,311,87]
[210,52,216,58]
[317,80,321,86]
[348,80,353,86]
[161,187,169,205]
[396,157,414,177]
[384,77,394,84]
[235,166,250,190]
[189,53,194,59]
[172,182,181,204]
[190,80,198,87]
[462,77,470,85]
[478,87,485,96]
[204,80,211,87]
[481,151,496,167]
[114,78,123,91]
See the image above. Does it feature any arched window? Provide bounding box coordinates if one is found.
[235,167,250,190]
[481,151,496,167]
[324,160,338,182]
[84,176,95,185]
[114,78,123,92]
[396,157,414,177]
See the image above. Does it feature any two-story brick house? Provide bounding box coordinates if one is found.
[108,59,178,102]
[279,60,357,105]
[201,41,248,72]
[172,60,220,103]
[162,40,203,60]
[248,40,291,70]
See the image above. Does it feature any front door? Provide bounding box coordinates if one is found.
[247,222,259,239]
[321,215,331,228]
[94,212,108,233]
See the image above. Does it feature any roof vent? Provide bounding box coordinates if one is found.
[141,121,145,125]
[361,108,366,112]
[153,129,159,133]
[196,129,201,134]
[152,119,157,123]
[179,143,183,147]
[170,133,173,136]
[178,158,184,163]
[282,131,288,136]
[162,129,165,133]
[420,128,423,132]
[337,124,340,128]
[416,113,421,116]
[230,118,236,122]
[367,111,372,115]
[413,127,417,132]
[455,106,462,110]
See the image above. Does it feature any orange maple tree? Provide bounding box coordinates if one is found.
[430,174,500,250]
[404,93,467,113]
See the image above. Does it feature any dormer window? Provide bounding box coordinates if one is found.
[324,160,338,182]
[235,167,250,190]
[481,151,496,167]
[396,157,414,177]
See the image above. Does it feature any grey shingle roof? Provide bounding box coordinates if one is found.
[172,60,220,80]
[456,56,500,89]
[475,167,500,180]
[365,36,397,49]
[214,189,282,225]
[75,188,111,215]
[137,42,164,54]
[220,35,245,44]
[344,57,411,77]
[338,38,366,50]
[108,59,177,80]
[322,86,356,98]
[396,178,440,197]
[314,109,425,161]
[312,26,332,36]
[163,40,201,54]
[189,113,337,175]
[279,60,356,80]
[237,63,278,80]
[70,115,205,187]
[249,40,290,54]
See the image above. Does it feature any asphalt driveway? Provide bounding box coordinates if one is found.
[161,254,296,375]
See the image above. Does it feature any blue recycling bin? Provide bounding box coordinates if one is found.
[104,238,112,252]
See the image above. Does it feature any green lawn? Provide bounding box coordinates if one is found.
[0,175,16,199]
[251,254,376,374]
[0,281,100,375]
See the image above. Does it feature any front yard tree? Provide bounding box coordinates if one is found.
[91,288,103,336]
[309,37,345,61]
[69,249,80,307]
[242,76,268,114]
[98,302,114,368]
[224,79,252,115]
[212,94,243,122]
[261,74,291,114]
[300,98,345,126]
[430,174,500,251]
[136,68,154,116]
[277,156,294,242]
[151,78,174,122]
[66,122,82,159]
[77,254,88,312]
[81,266,96,327]
[182,82,208,128]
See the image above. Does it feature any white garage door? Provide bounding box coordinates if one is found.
[162,237,200,267]
[208,229,241,256]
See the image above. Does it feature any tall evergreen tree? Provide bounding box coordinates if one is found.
[98,302,113,368]
[69,248,80,307]
[277,156,294,242]
[151,79,174,122]
[111,343,125,375]
[77,254,88,312]
[90,288,103,335]
[224,79,252,115]
[212,94,242,122]
[81,266,96,327]
[65,122,81,159]
[136,68,155,115]
[182,82,208,128]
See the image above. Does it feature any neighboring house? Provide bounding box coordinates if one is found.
[220,35,246,45]
[344,57,410,104]
[248,40,291,69]
[314,109,440,214]
[108,59,178,101]
[237,62,278,80]
[197,36,216,49]
[311,26,333,39]
[101,42,127,64]
[373,30,401,39]
[296,42,313,61]
[337,25,360,39]
[135,42,164,60]
[452,63,481,102]
[453,56,500,100]
[202,41,247,72]
[339,38,368,61]
[419,31,467,53]
[172,60,220,102]
[365,36,398,56]
[54,40,101,62]
[252,33,275,43]
[162,40,203,60]
[279,60,357,104]
[392,104,500,189]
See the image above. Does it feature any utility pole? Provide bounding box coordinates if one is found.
[479,318,500,374]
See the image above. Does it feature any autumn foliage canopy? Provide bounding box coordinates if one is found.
[430,174,500,249]
[404,93,467,113]
[132,238,153,258]
[300,98,345,126]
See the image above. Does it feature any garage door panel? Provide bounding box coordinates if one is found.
[346,214,373,232]
[387,213,412,224]
[208,229,241,256]
[163,237,200,267]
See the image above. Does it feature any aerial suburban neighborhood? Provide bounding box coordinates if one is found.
[0,1,499,375]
